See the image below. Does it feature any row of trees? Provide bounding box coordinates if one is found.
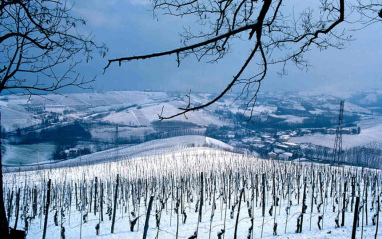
[302,144,382,169]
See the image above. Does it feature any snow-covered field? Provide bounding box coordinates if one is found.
[282,115,307,124]
[4,136,233,172]
[140,103,229,127]
[2,90,382,239]
[0,90,232,133]
[3,140,382,239]
[0,106,40,131]
[90,126,155,143]
[3,143,56,166]
[290,117,382,149]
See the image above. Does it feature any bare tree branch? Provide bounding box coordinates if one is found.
[104,22,260,71]
[0,0,107,96]
[106,0,381,120]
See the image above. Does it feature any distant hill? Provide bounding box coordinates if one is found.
[4,135,234,171]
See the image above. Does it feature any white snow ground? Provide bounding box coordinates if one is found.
[3,147,381,239]
[290,117,382,149]
[4,136,233,172]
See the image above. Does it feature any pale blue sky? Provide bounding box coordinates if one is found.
[71,0,382,95]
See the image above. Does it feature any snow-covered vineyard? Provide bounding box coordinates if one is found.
[3,148,382,239]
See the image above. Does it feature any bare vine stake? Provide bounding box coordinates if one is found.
[251,172,255,239]
[137,179,141,231]
[90,182,93,214]
[221,173,224,220]
[33,186,37,217]
[261,173,266,238]
[13,188,20,230]
[111,174,119,233]
[228,171,232,209]
[297,174,301,204]
[285,173,290,234]
[376,195,380,239]
[310,170,315,231]
[199,172,204,223]
[366,177,369,225]
[94,177,98,216]
[299,179,307,233]
[342,180,347,227]
[361,177,365,239]
[42,179,51,239]
[75,183,78,211]
[208,177,216,239]
[41,176,45,230]
[196,172,204,239]
[351,177,356,212]
[181,177,184,225]
[272,173,277,235]
[145,179,148,209]
[142,195,154,239]
[256,174,259,208]
[61,180,66,239]
[186,175,189,215]
[68,184,72,226]
[100,183,104,222]
[80,179,84,239]
[120,179,123,218]
[319,172,324,230]
[233,188,244,239]
[176,185,179,239]
[351,196,360,239]
[243,175,246,203]
[278,170,282,216]
[170,175,173,227]
[7,190,13,227]
[223,171,231,239]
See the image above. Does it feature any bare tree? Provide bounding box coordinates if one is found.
[104,0,381,120]
[0,0,106,237]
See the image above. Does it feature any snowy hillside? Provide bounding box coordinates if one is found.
[4,135,233,172]
[2,89,382,168]
[290,116,382,149]
[3,147,381,239]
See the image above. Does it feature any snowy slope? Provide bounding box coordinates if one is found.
[3,148,381,239]
[4,135,233,172]
[0,105,40,131]
[290,116,382,149]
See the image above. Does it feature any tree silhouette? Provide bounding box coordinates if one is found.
[0,0,106,237]
[105,0,381,120]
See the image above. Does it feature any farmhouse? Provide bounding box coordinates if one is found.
[279,152,293,160]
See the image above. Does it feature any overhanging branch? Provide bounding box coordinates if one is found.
[158,41,260,120]
[104,21,260,72]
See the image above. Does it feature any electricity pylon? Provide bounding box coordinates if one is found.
[333,101,344,164]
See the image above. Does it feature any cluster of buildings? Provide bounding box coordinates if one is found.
[227,130,301,161]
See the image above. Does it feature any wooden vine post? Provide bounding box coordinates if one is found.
[111,174,119,233]
[94,177,98,216]
[342,180,347,227]
[261,173,266,238]
[13,188,20,230]
[42,179,52,239]
[196,172,204,238]
[100,183,104,222]
[142,195,154,239]
[199,172,204,223]
[351,196,360,239]
[233,188,244,239]
[376,195,380,239]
